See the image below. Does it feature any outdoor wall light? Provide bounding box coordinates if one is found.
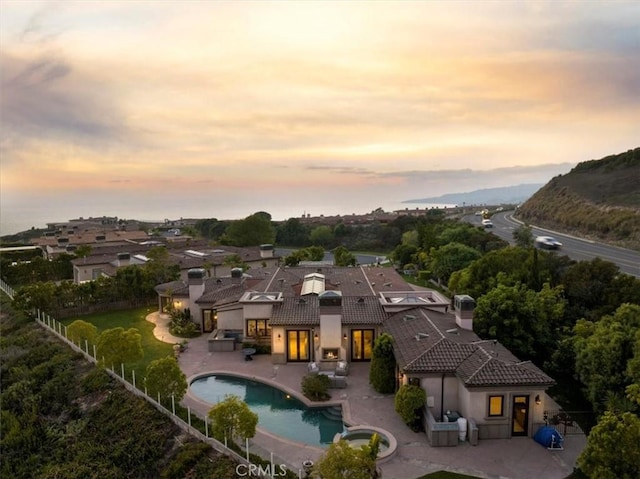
[314,333,319,341]
[343,333,348,341]
[535,394,541,405]
[277,333,281,340]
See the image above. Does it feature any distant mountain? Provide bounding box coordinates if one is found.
[403,184,543,206]
[516,147,640,250]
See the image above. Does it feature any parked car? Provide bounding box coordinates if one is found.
[481,219,493,228]
[535,236,563,249]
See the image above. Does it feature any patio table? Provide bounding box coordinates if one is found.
[242,348,256,361]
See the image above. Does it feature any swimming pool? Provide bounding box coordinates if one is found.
[190,374,344,447]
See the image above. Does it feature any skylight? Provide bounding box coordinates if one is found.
[301,273,325,295]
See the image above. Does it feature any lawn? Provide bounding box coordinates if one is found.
[62,306,176,382]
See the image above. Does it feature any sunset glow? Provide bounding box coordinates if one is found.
[2,1,639,232]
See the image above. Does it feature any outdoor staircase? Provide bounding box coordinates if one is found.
[321,405,343,422]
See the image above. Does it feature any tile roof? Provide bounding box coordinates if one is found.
[383,308,554,387]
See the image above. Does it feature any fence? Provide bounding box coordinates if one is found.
[0,278,16,300]
[544,409,595,435]
[31,307,294,479]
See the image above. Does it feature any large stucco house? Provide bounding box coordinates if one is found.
[155,263,554,443]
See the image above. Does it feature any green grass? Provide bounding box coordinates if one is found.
[415,472,481,479]
[62,306,175,382]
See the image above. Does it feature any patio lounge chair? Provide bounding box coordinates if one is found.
[335,360,349,376]
[307,362,320,374]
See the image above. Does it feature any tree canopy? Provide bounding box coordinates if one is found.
[207,394,258,443]
[144,356,188,401]
[221,212,275,247]
[96,327,144,368]
[578,410,640,479]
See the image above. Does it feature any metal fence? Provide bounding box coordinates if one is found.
[25,304,296,479]
[544,409,595,435]
[0,278,16,299]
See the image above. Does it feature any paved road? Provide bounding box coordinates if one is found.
[465,211,640,278]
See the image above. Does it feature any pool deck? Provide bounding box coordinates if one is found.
[150,313,585,479]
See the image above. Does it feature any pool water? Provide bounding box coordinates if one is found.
[190,374,344,447]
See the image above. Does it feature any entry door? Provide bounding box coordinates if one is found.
[287,330,310,362]
[202,310,217,333]
[351,329,374,361]
[511,395,530,436]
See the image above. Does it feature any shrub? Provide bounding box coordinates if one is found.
[369,333,396,394]
[395,384,426,430]
[161,442,211,479]
[301,373,331,401]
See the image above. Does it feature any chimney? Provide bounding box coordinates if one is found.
[231,267,243,278]
[187,268,206,324]
[116,252,130,267]
[259,244,274,258]
[454,295,475,331]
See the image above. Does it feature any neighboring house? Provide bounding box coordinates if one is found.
[71,243,279,284]
[156,264,555,443]
[384,295,554,442]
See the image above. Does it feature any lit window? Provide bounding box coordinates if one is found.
[488,395,504,417]
[247,319,271,337]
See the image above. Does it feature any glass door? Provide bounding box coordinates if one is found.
[511,395,530,436]
[287,330,310,362]
[351,329,374,361]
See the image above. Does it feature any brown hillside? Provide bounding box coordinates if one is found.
[516,147,640,250]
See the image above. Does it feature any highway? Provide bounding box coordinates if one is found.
[465,211,640,278]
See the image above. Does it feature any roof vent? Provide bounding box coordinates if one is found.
[403,314,416,321]
[446,328,459,335]
[415,332,429,340]
[298,298,306,304]
[384,282,392,287]
[357,297,365,303]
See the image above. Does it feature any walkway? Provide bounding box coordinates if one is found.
[146,314,585,479]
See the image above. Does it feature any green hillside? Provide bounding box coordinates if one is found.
[516,147,640,250]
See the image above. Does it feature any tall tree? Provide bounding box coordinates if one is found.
[314,436,380,479]
[428,242,482,284]
[369,333,396,394]
[207,395,258,443]
[144,357,187,401]
[573,303,640,411]
[578,411,640,479]
[473,282,565,362]
[96,327,144,368]
[66,320,98,346]
[309,226,334,248]
[275,217,310,246]
[221,212,275,247]
[333,246,356,267]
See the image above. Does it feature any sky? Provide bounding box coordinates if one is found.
[1,1,639,234]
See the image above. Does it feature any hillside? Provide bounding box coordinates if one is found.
[403,183,543,206]
[516,147,640,250]
[0,296,242,479]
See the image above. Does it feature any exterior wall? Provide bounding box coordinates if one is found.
[271,326,287,364]
[319,314,344,363]
[460,387,547,439]
[74,265,105,283]
[242,303,274,319]
[217,307,244,332]
[420,374,458,421]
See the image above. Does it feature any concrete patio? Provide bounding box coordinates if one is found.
[150,313,585,479]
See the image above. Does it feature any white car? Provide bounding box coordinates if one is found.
[481,219,493,228]
[535,236,563,249]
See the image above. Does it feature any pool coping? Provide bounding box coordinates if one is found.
[186,370,356,448]
[333,425,398,464]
